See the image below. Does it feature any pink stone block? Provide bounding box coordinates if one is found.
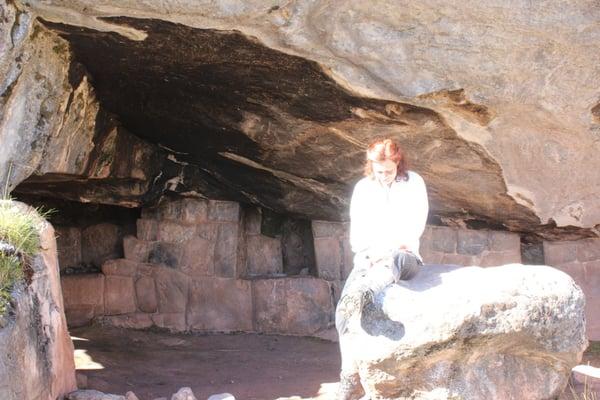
[123,235,156,263]
[479,250,521,267]
[104,275,136,315]
[55,226,82,270]
[61,274,104,315]
[311,220,349,238]
[151,313,187,332]
[577,238,600,262]
[99,313,154,330]
[208,200,240,222]
[157,220,197,243]
[179,237,215,277]
[153,267,189,313]
[135,276,158,313]
[136,218,158,241]
[489,231,521,252]
[253,279,287,333]
[101,258,139,276]
[314,237,342,281]
[441,253,476,266]
[187,278,253,332]
[543,240,578,265]
[245,235,283,276]
[583,260,600,340]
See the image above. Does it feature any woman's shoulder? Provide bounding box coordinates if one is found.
[403,171,426,187]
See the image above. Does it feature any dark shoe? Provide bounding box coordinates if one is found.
[337,373,364,400]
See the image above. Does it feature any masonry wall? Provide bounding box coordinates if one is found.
[544,238,600,340]
[60,196,600,340]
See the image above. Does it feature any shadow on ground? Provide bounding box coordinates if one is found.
[72,326,341,400]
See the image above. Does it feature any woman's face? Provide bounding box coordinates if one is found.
[371,159,398,186]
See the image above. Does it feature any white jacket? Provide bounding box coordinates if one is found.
[349,171,429,260]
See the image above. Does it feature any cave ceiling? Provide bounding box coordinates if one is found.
[14,15,591,239]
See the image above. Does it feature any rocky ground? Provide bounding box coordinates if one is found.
[72,326,598,400]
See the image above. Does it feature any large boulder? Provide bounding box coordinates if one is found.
[344,264,586,400]
[0,202,77,399]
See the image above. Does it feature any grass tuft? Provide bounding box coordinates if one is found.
[0,200,45,318]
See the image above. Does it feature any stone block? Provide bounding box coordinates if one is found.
[81,223,122,267]
[55,226,82,270]
[457,229,489,255]
[135,276,158,313]
[208,200,240,222]
[104,275,137,315]
[197,223,218,241]
[153,267,189,313]
[61,274,104,315]
[253,278,287,333]
[123,235,156,263]
[421,249,444,264]
[187,278,253,332]
[151,313,187,332]
[419,226,434,253]
[101,258,139,277]
[489,231,521,252]
[543,240,578,265]
[429,226,457,253]
[479,250,522,267]
[214,223,239,278]
[441,253,476,266]
[64,307,96,328]
[314,237,342,281]
[341,238,354,280]
[252,277,333,335]
[157,220,197,243]
[583,260,600,340]
[99,313,154,330]
[550,262,585,289]
[244,207,262,235]
[285,277,334,335]
[179,198,209,224]
[180,237,215,277]
[577,238,600,262]
[136,219,158,241]
[311,220,349,238]
[148,242,183,268]
[330,280,344,306]
[245,235,283,276]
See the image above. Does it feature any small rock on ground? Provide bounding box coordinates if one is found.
[171,387,197,400]
[207,393,235,400]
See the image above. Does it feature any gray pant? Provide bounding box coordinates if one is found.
[335,250,421,400]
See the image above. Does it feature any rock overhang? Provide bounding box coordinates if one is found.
[5,1,599,241]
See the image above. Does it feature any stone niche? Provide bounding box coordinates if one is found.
[61,196,528,337]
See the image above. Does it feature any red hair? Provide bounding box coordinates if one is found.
[364,138,408,180]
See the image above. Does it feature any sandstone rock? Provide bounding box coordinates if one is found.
[0,202,76,399]
[66,390,125,400]
[343,264,586,400]
[171,387,197,400]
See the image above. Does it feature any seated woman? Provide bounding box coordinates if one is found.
[336,138,429,400]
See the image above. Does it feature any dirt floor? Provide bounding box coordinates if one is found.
[72,326,341,400]
[73,326,599,400]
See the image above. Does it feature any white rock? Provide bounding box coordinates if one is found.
[207,393,235,400]
[171,387,197,400]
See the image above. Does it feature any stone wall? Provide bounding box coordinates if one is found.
[544,238,600,340]
[62,197,335,336]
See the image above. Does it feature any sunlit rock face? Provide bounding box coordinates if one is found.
[2,0,600,239]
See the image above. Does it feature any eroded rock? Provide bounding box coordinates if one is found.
[343,264,587,399]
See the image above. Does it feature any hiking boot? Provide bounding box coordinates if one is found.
[337,372,364,400]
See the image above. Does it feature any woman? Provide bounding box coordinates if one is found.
[336,138,429,400]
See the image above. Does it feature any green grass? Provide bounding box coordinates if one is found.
[0,200,44,317]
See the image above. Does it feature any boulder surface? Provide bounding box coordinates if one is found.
[344,264,587,400]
